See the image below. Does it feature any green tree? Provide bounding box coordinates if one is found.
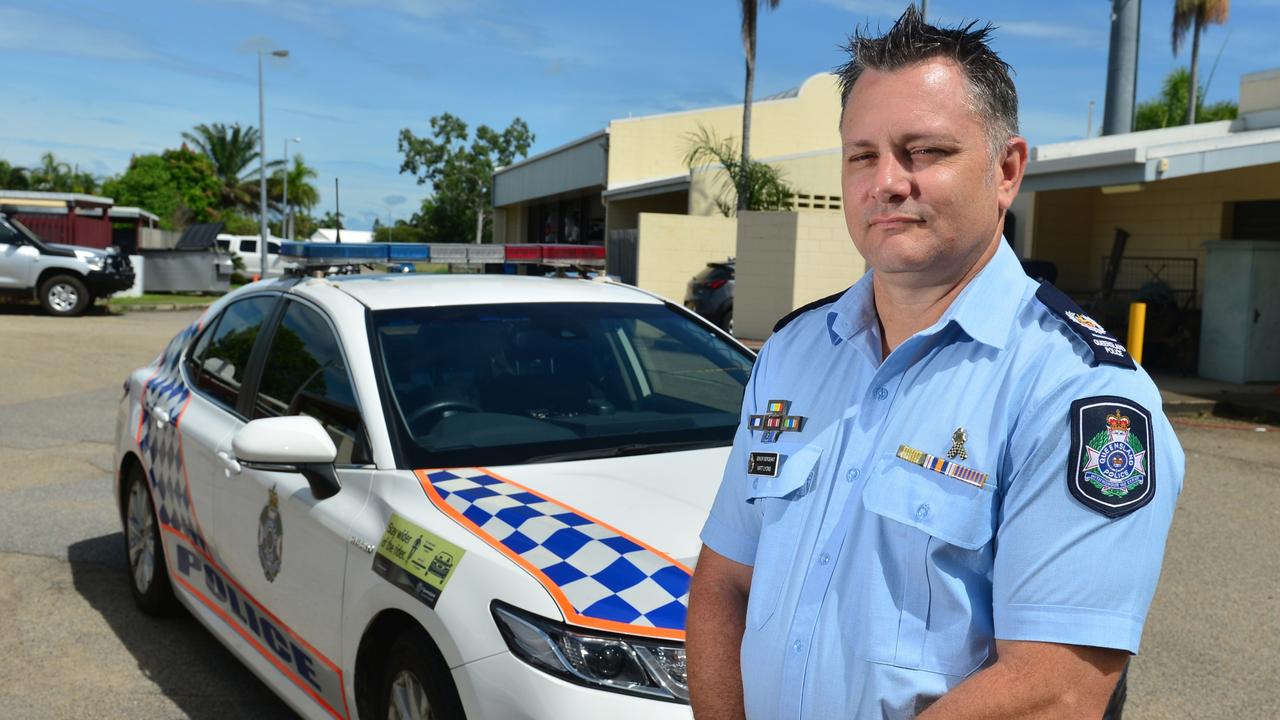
[1172,0,1230,125]
[102,147,222,230]
[0,160,30,190]
[737,0,782,211]
[397,113,533,243]
[684,126,794,216]
[268,154,319,238]
[1135,67,1237,130]
[27,152,98,193]
[181,122,282,214]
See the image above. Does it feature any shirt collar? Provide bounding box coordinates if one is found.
[826,240,1025,351]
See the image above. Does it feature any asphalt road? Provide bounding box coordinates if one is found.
[0,304,1276,718]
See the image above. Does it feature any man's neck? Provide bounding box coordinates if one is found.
[873,236,1003,359]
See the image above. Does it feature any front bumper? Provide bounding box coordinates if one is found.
[85,269,136,296]
[453,652,692,720]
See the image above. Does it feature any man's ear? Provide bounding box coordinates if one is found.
[996,136,1029,212]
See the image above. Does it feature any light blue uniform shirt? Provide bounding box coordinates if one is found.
[700,242,1184,719]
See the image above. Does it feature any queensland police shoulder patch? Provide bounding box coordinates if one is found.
[1068,396,1155,517]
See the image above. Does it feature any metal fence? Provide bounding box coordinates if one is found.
[1098,255,1199,309]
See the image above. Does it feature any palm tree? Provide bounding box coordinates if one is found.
[737,0,781,211]
[269,155,320,235]
[685,126,794,216]
[26,153,97,193]
[1172,0,1230,125]
[0,160,29,190]
[181,123,282,214]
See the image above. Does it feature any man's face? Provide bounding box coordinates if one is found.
[840,59,1022,286]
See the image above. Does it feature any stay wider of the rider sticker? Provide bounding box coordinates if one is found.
[748,452,780,477]
[372,513,465,608]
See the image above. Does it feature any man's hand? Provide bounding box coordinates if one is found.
[687,545,753,720]
[918,639,1128,719]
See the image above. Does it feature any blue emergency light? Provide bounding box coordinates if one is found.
[281,242,606,269]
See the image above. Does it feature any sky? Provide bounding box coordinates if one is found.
[2,0,1277,231]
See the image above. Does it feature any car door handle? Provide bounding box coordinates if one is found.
[152,407,171,426]
[217,451,242,475]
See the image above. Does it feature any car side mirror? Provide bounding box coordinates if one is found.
[232,416,341,499]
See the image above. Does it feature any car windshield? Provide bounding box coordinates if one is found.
[372,301,755,467]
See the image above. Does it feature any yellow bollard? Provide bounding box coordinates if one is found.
[1127,302,1147,365]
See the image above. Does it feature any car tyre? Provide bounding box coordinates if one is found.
[378,630,465,720]
[122,463,177,616]
[718,304,734,335]
[39,273,92,317]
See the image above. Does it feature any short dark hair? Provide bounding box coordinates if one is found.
[836,5,1019,155]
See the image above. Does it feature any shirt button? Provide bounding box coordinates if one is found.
[819,552,831,565]
[916,503,930,520]
[793,640,804,653]
[874,386,889,400]
[846,468,860,482]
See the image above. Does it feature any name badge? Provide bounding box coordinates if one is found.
[748,452,779,477]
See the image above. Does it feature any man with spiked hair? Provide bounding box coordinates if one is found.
[688,7,1183,718]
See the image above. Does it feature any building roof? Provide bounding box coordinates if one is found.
[0,190,113,209]
[310,228,375,243]
[109,206,160,223]
[1024,70,1280,193]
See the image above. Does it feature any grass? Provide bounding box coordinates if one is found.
[108,293,220,307]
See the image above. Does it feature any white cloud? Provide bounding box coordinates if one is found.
[995,20,1105,48]
[0,7,156,62]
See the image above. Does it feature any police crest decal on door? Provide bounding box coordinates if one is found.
[258,485,284,582]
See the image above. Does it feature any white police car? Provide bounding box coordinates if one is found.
[112,242,755,719]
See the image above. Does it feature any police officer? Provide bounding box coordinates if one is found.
[687,8,1183,719]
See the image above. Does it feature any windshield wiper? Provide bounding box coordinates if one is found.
[525,439,729,464]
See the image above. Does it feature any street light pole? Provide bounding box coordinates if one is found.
[283,136,301,240]
[257,47,288,280]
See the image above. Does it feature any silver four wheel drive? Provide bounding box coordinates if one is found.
[0,211,136,316]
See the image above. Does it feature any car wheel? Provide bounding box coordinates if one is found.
[378,632,465,720]
[39,274,92,316]
[719,305,734,335]
[122,463,177,615]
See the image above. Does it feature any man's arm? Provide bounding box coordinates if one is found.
[687,545,753,720]
[918,640,1127,719]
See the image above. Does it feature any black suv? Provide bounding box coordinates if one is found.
[684,259,734,333]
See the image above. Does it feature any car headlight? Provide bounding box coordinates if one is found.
[491,601,688,703]
[83,255,106,270]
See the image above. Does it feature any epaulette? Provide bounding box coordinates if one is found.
[1033,281,1135,369]
[773,288,849,334]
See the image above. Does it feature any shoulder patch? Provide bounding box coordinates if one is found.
[1068,396,1156,518]
[1034,282,1135,369]
[773,288,849,334]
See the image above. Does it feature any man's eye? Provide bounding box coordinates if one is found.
[847,153,875,164]
[911,147,939,157]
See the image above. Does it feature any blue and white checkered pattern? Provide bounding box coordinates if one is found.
[138,321,209,551]
[425,468,691,634]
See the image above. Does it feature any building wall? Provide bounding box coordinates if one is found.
[734,211,866,340]
[688,149,843,217]
[1032,163,1280,294]
[606,74,843,189]
[605,191,689,239]
[632,213,737,304]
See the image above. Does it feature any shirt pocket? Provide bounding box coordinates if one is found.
[859,451,997,676]
[744,440,822,630]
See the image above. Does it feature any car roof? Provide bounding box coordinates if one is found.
[292,272,666,312]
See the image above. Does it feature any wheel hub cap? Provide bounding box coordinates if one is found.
[388,670,432,720]
[126,480,155,593]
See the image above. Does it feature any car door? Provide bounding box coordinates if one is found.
[0,218,38,290]
[170,294,280,554]
[213,296,372,698]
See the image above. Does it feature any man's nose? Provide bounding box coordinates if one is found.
[872,154,911,203]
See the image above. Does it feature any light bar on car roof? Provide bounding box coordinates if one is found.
[280,242,605,267]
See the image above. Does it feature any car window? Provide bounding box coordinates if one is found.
[0,218,20,244]
[267,241,280,255]
[188,296,276,412]
[215,239,230,252]
[254,301,369,465]
[372,301,755,468]
[240,239,258,254]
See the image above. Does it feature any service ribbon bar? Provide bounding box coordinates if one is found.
[896,444,988,489]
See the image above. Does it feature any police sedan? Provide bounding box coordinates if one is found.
[113,244,755,719]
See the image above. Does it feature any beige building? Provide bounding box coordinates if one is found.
[492,73,865,336]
